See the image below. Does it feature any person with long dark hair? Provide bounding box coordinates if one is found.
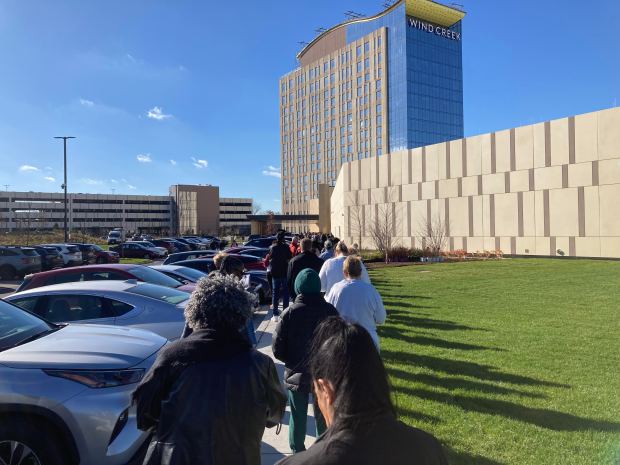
[276,317,448,465]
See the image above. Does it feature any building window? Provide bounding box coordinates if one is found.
[364,42,370,53]
[356,45,362,57]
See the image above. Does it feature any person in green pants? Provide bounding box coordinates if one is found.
[272,268,339,452]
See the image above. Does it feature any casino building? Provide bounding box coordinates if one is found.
[279,0,465,224]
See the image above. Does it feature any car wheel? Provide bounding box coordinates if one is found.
[0,421,66,465]
[0,265,15,281]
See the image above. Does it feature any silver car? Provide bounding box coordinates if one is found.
[41,244,83,267]
[6,280,188,341]
[0,298,166,465]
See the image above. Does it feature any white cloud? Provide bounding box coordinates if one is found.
[170,159,177,166]
[191,157,208,169]
[147,106,172,121]
[127,184,137,190]
[262,166,281,178]
[19,165,40,172]
[80,178,104,185]
[136,153,152,163]
[79,98,94,107]
[121,178,128,183]
[126,53,137,63]
[110,179,118,184]
[44,176,56,182]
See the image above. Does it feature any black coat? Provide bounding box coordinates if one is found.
[275,414,448,465]
[133,328,287,465]
[268,242,292,278]
[287,251,324,298]
[272,294,338,392]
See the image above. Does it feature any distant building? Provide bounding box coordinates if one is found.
[280,0,465,221]
[0,185,253,237]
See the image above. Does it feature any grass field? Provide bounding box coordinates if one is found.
[369,259,620,465]
[119,258,152,265]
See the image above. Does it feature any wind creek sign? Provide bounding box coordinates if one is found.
[408,17,461,41]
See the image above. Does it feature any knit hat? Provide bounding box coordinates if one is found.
[294,268,321,296]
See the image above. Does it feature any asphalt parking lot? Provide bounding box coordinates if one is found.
[0,281,21,298]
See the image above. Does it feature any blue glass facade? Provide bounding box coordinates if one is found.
[346,5,463,152]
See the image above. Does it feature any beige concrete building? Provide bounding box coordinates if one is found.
[170,186,253,236]
[330,107,620,258]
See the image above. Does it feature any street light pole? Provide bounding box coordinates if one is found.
[54,136,75,242]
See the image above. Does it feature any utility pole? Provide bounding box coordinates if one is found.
[54,136,76,242]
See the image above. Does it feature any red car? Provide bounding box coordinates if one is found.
[18,264,195,293]
[227,254,266,271]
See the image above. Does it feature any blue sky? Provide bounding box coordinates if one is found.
[1,0,618,212]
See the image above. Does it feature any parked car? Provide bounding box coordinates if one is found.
[173,237,202,251]
[17,264,195,293]
[68,243,97,265]
[7,280,188,340]
[243,237,277,248]
[31,245,64,271]
[107,229,123,245]
[0,246,42,280]
[150,239,178,254]
[225,246,270,259]
[227,253,267,271]
[0,297,166,465]
[151,264,271,305]
[125,241,167,256]
[41,244,83,267]
[109,242,166,259]
[162,250,217,265]
[89,244,120,264]
[149,264,210,285]
[172,258,217,275]
[162,239,191,252]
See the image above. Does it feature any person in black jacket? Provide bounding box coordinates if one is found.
[266,230,292,321]
[272,268,338,453]
[133,274,286,465]
[287,238,324,300]
[276,317,448,465]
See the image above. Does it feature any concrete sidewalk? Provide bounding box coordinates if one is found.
[255,308,320,465]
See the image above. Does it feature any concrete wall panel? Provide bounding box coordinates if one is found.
[598,107,620,160]
[575,112,598,163]
[515,126,534,170]
[550,118,570,166]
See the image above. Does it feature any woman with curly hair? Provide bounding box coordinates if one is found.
[133,274,286,465]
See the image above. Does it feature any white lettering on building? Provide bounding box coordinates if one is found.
[408,17,461,41]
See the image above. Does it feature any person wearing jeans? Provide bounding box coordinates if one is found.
[272,269,339,452]
[266,231,292,321]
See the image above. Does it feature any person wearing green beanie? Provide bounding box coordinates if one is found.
[272,268,339,453]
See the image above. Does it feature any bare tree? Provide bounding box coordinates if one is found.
[252,202,262,215]
[368,191,400,263]
[418,214,449,257]
[264,210,276,235]
[349,203,364,253]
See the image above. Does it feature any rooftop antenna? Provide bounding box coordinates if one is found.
[3,185,9,192]
[344,10,365,20]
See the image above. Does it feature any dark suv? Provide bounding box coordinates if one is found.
[69,243,98,265]
[0,246,42,280]
[32,245,64,271]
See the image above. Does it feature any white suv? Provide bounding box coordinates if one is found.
[42,244,82,267]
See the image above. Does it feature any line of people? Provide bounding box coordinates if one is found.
[132,230,448,464]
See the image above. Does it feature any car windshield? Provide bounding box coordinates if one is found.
[174,267,207,282]
[129,266,185,288]
[126,283,189,305]
[67,246,80,253]
[0,300,53,352]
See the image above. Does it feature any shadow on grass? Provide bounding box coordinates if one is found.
[383,350,569,388]
[390,372,546,399]
[396,386,620,432]
[446,448,506,465]
[386,311,485,332]
[382,326,499,352]
[394,405,443,425]
[383,300,436,310]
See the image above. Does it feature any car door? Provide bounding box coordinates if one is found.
[35,294,116,326]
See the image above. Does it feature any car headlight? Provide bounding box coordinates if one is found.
[43,368,145,388]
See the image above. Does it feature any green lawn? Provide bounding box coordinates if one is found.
[119,258,152,265]
[369,259,620,465]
